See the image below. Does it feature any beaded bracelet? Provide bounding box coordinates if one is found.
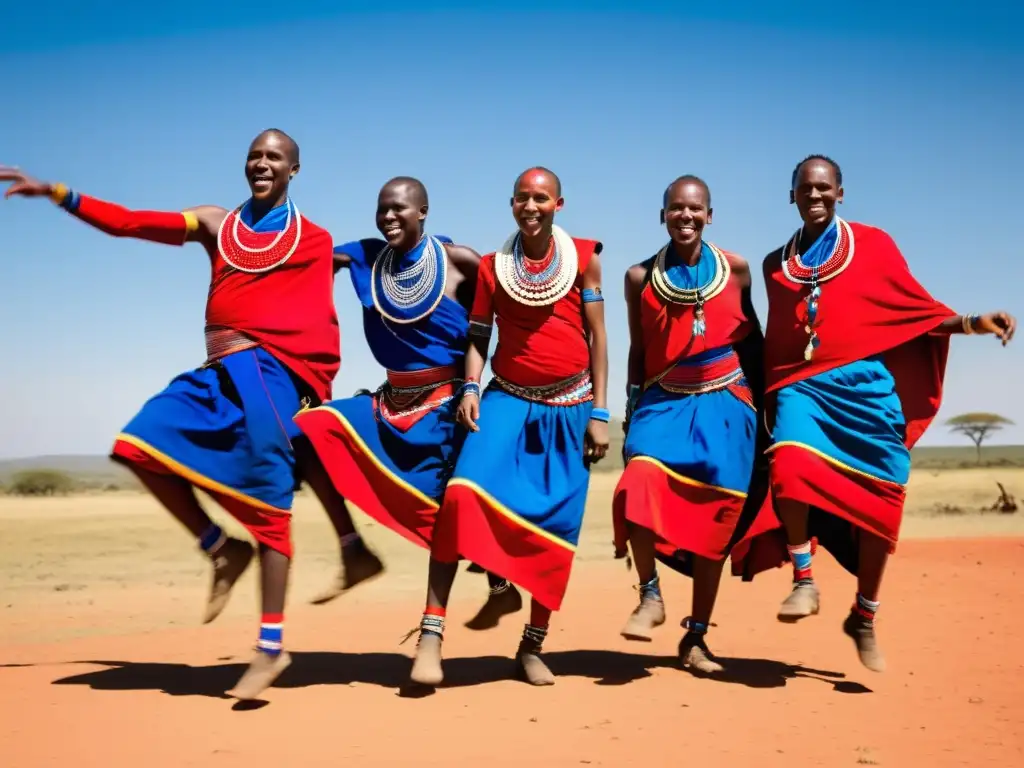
[49,183,81,212]
[961,314,979,334]
[460,381,481,399]
[590,407,610,423]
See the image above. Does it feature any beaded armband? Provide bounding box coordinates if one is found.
[182,211,200,234]
[49,183,81,212]
[581,287,604,304]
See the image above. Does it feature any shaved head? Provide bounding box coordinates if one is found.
[514,166,561,197]
[252,128,300,165]
[663,175,711,208]
[382,176,429,208]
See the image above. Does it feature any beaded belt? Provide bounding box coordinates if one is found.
[377,365,461,430]
[491,370,593,406]
[647,347,744,395]
[205,325,259,364]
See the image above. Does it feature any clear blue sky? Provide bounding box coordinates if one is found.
[1,1,1021,459]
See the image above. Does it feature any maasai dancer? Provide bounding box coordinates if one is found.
[0,129,340,699]
[293,177,523,626]
[406,167,609,687]
[612,176,772,674]
[733,155,1015,672]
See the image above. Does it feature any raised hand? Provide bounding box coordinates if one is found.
[0,166,53,199]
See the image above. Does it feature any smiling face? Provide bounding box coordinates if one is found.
[510,168,563,239]
[791,158,843,229]
[245,131,299,206]
[661,179,712,250]
[376,180,427,252]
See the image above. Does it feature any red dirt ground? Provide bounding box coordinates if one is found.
[2,537,1022,767]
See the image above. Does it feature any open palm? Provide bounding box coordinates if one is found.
[0,166,50,198]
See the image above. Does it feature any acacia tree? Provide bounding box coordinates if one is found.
[946,413,1014,463]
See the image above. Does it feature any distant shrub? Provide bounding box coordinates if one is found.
[9,469,77,496]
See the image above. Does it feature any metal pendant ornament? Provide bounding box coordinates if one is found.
[781,217,855,361]
[650,241,730,338]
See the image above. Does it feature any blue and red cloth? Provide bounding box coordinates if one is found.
[431,235,601,611]
[293,236,470,548]
[730,220,957,578]
[111,199,337,558]
[612,244,771,572]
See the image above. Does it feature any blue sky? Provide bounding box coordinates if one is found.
[1,1,1021,459]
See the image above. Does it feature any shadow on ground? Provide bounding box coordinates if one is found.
[42,650,871,701]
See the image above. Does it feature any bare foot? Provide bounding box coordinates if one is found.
[409,632,444,687]
[227,650,292,700]
[515,629,555,686]
[679,631,724,675]
[464,581,523,630]
[620,594,666,641]
[310,539,385,605]
[203,538,255,624]
[843,610,886,672]
[515,647,555,686]
[777,581,820,623]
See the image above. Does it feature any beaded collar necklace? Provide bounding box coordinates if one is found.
[217,197,302,273]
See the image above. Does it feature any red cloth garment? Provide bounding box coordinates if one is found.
[205,215,340,402]
[730,222,958,579]
[763,222,956,446]
[471,237,600,386]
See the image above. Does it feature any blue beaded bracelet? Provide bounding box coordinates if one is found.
[590,407,610,423]
[460,381,481,398]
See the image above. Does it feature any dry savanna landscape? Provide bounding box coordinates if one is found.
[1,441,1022,767]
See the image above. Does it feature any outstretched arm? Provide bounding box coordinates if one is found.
[935,312,1016,344]
[0,166,223,246]
[582,250,610,463]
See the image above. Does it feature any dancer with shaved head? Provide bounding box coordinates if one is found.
[0,129,340,699]
[293,176,524,628]
[611,175,773,674]
[407,167,610,687]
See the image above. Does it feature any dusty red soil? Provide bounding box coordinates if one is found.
[2,536,1021,767]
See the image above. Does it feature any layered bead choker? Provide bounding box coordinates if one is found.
[650,241,730,338]
[371,234,448,324]
[494,225,579,306]
[217,197,302,273]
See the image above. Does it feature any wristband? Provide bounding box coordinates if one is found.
[50,183,81,211]
[590,407,610,423]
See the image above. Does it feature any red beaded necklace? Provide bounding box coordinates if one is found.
[217,198,303,273]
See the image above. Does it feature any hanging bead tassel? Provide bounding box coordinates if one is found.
[803,275,821,360]
[692,294,707,337]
